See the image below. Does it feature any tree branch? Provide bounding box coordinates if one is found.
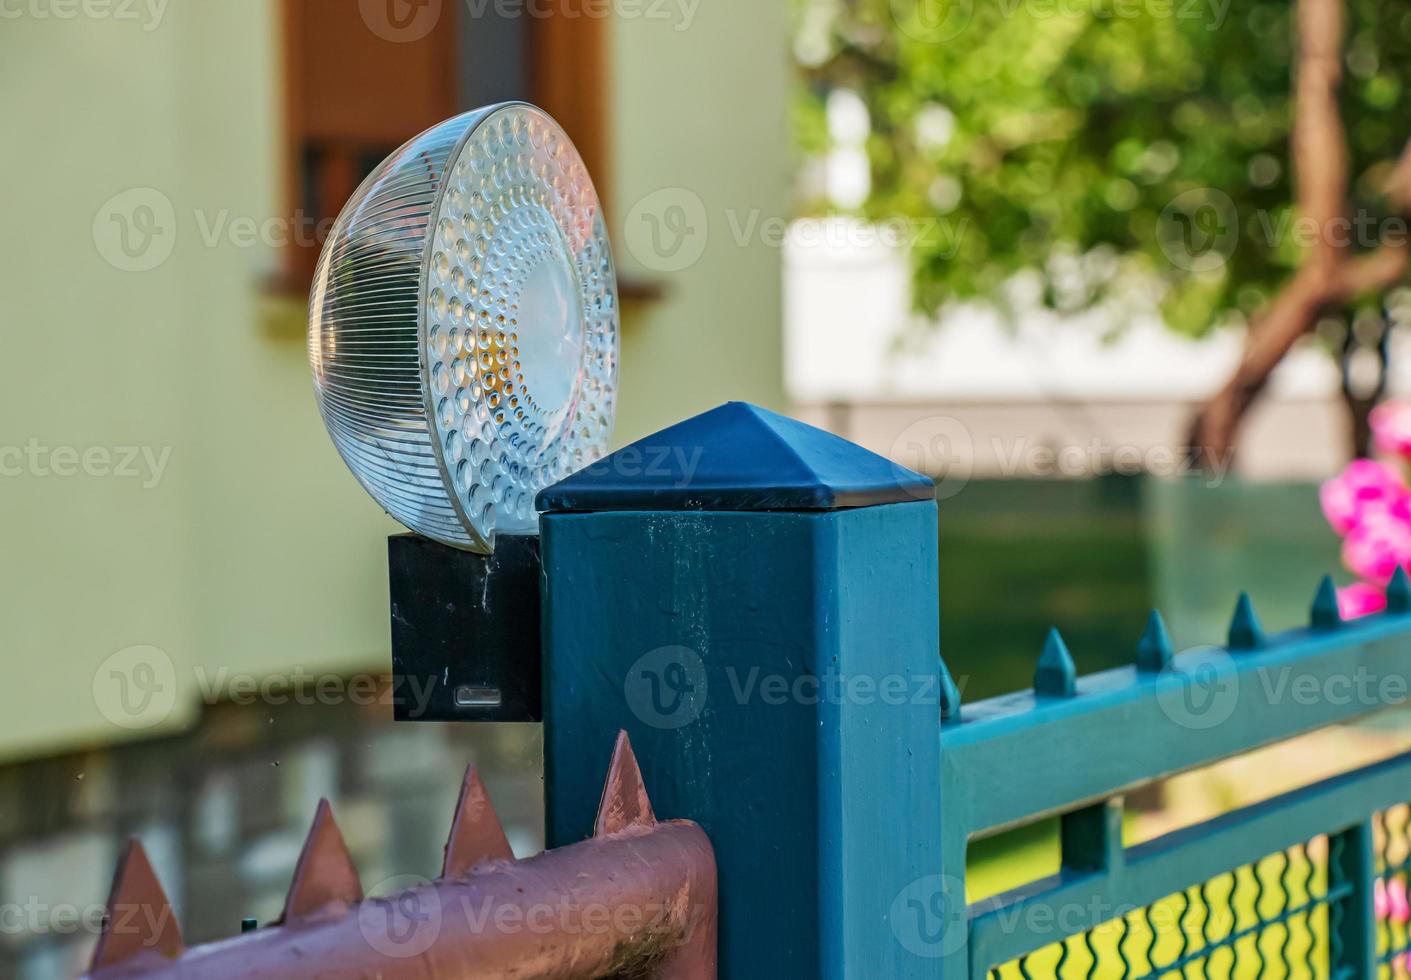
[1185,0,1411,467]
[1294,0,1347,263]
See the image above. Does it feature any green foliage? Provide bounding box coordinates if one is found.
[795,0,1411,334]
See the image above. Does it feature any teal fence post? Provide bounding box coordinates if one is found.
[537,403,946,978]
[1329,819,1376,977]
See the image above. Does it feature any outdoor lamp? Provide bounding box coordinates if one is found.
[308,101,619,553]
[308,103,618,721]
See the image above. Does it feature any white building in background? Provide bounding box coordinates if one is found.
[784,216,1411,481]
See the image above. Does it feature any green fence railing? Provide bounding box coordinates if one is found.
[952,575,1411,978]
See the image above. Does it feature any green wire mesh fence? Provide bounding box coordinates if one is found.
[989,839,1338,979]
[982,800,1411,979]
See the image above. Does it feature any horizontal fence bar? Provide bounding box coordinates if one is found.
[967,749,1411,970]
[943,611,1411,837]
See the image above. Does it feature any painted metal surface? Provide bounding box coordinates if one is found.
[959,571,1411,977]
[81,733,716,979]
[540,403,942,977]
[945,575,1411,838]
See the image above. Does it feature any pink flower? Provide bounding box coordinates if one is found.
[1343,505,1411,583]
[1339,582,1388,618]
[1390,879,1411,924]
[1376,878,1411,923]
[1321,459,1409,535]
[1373,401,1411,459]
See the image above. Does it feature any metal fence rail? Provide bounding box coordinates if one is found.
[82,733,716,980]
[944,573,1411,978]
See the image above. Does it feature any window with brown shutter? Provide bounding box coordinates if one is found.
[276,0,608,295]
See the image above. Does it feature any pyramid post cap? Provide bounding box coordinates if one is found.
[536,402,935,513]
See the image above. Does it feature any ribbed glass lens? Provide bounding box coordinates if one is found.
[309,103,619,552]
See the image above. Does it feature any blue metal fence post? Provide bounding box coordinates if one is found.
[537,403,946,978]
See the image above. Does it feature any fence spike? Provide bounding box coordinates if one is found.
[594,731,656,837]
[939,656,962,722]
[1390,567,1411,613]
[442,766,513,877]
[90,839,184,972]
[1135,610,1173,674]
[1034,628,1078,698]
[1227,591,1266,651]
[281,799,362,923]
[1310,575,1342,630]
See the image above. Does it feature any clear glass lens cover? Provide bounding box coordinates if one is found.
[309,103,619,552]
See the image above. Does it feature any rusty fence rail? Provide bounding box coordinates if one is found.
[83,733,716,979]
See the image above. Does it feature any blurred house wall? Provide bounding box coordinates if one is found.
[609,2,790,443]
[0,0,787,760]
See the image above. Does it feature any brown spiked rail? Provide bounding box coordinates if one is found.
[82,733,717,979]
